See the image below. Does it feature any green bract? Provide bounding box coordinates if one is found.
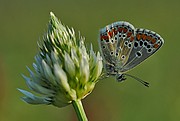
[19,12,103,108]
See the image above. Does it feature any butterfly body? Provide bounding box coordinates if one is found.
[99,21,164,84]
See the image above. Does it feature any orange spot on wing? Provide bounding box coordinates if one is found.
[112,28,118,34]
[100,35,103,40]
[153,44,159,48]
[130,36,134,42]
[142,34,147,40]
[108,31,113,38]
[151,38,156,44]
[123,28,128,33]
[146,36,152,41]
[114,30,118,34]
[118,27,123,32]
[136,34,141,41]
[101,35,108,41]
[127,32,132,37]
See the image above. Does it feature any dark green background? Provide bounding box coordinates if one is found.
[0,0,179,121]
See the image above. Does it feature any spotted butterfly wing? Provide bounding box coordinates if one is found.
[121,28,164,72]
[99,21,164,84]
[99,21,136,75]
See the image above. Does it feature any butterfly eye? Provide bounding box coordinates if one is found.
[106,64,115,72]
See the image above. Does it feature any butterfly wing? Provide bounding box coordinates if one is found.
[99,21,136,74]
[120,28,164,72]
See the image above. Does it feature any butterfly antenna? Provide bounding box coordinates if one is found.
[124,73,149,87]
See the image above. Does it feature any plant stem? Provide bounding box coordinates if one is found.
[72,100,88,121]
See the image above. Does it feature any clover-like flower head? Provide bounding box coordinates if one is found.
[19,12,103,108]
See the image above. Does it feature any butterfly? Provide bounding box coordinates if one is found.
[99,21,164,87]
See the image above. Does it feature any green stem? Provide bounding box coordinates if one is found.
[72,100,88,121]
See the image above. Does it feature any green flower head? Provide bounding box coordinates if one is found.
[19,12,103,108]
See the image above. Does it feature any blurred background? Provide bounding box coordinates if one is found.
[0,0,180,121]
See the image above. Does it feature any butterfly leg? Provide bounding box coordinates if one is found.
[116,73,126,82]
[98,72,110,80]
